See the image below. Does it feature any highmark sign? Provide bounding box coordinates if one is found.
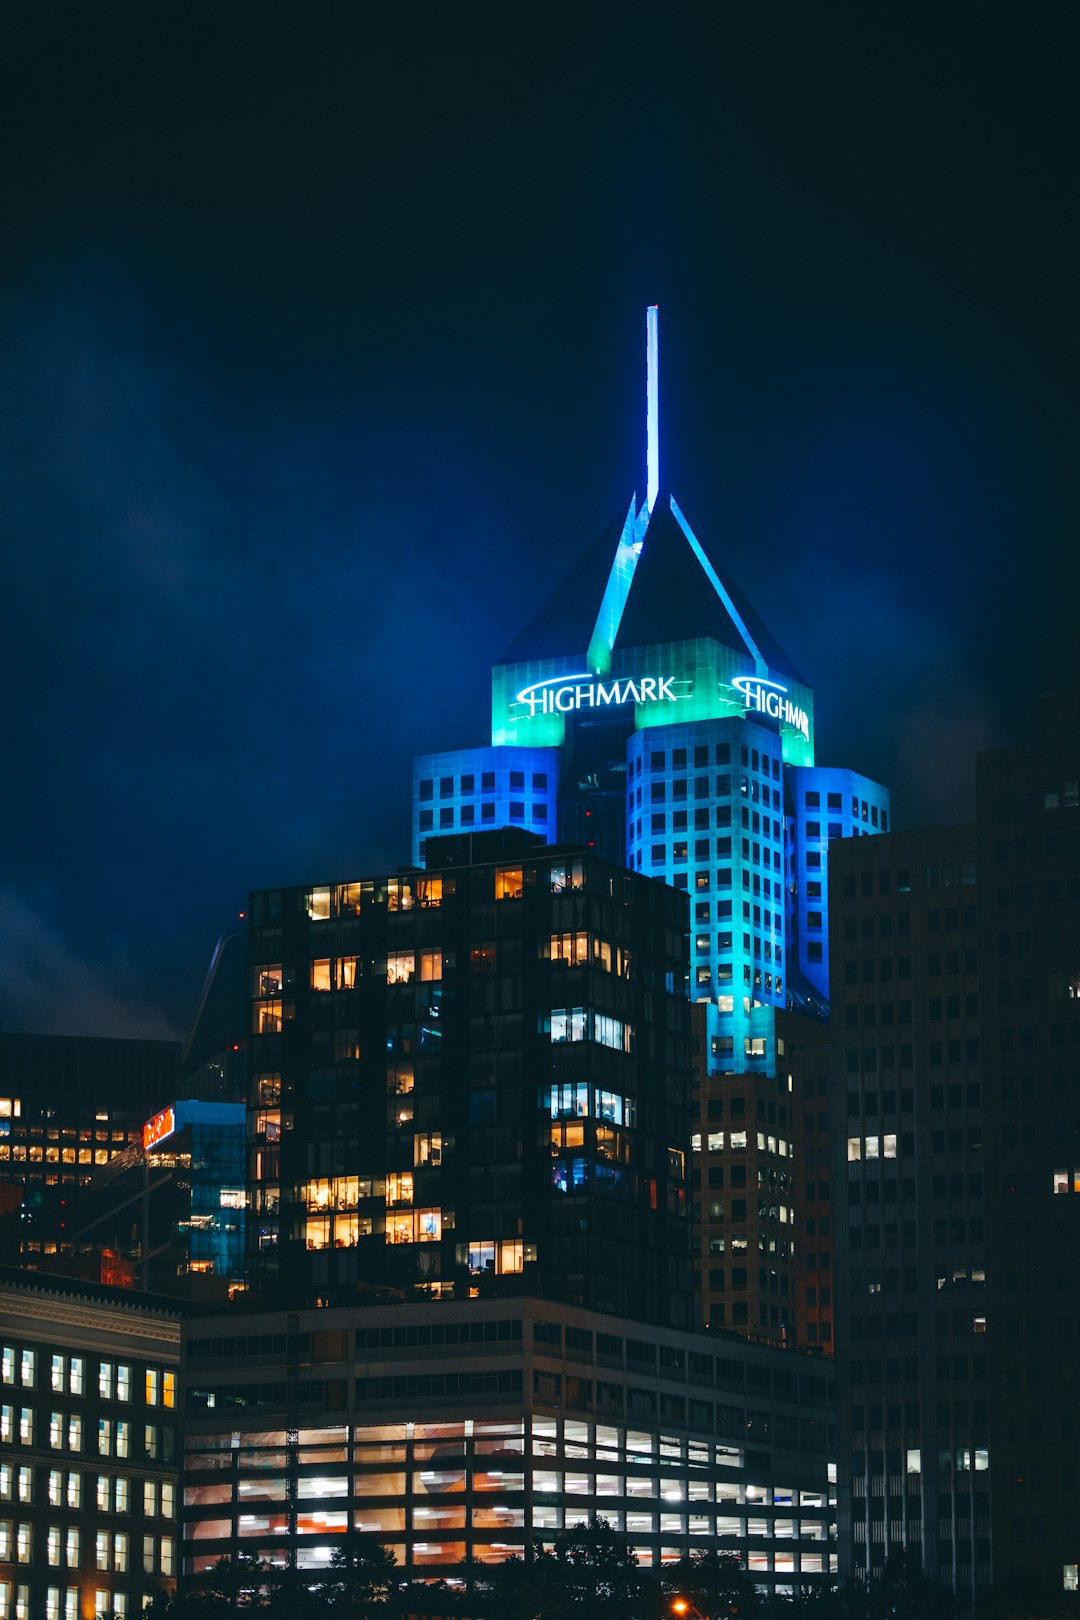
[732,675,810,742]
[514,673,680,718]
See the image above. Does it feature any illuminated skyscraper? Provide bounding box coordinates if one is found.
[413,310,890,1341]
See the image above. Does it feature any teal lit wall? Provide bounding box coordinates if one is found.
[491,637,815,765]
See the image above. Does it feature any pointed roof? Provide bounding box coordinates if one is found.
[613,496,805,683]
[496,492,804,686]
[496,510,630,666]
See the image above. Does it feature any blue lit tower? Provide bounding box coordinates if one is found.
[413,311,890,1338]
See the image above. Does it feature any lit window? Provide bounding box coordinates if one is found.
[495,866,524,900]
[550,1008,586,1044]
[550,932,589,966]
[419,951,443,982]
[145,1370,159,1407]
[254,1000,282,1034]
[386,953,415,986]
[254,1111,281,1142]
[413,1133,443,1167]
[255,965,283,996]
[162,1374,175,1410]
[1053,1170,1068,1194]
[386,1172,413,1206]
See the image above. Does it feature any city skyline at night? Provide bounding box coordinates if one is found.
[1,7,1077,1042]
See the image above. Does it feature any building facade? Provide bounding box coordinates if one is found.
[180,1295,837,1601]
[58,1101,247,1300]
[830,692,1080,1603]
[0,1267,181,1620]
[246,828,694,1327]
[0,1035,179,1267]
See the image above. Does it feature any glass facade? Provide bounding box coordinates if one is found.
[246,832,693,1326]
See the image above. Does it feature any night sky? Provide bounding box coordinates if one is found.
[1,4,1077,1041]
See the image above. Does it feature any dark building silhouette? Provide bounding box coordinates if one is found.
[830,693,1080,1603]
[246,828,694,1327]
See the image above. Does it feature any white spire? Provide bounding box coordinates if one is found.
[646,304,659,514]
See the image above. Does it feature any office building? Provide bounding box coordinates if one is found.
[0,1266,181,1620]
[54,1100,247,1299]
[979,699,1080,1597]
[412,311,890,1338]
[180,1294,837,1600]
[246,827,694,1326]
[830,691,1080,1603]
[0,1035,179,1266]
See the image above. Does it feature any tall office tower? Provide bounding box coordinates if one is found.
[246,828,694,1327]
[829,826,985,1601]
[831,693,1080,1604]
[978,693,1080,1598]
[413,311,890,1339]
[0,1033,179,1266]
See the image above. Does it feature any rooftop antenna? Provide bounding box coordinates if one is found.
[646,304,659,515]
